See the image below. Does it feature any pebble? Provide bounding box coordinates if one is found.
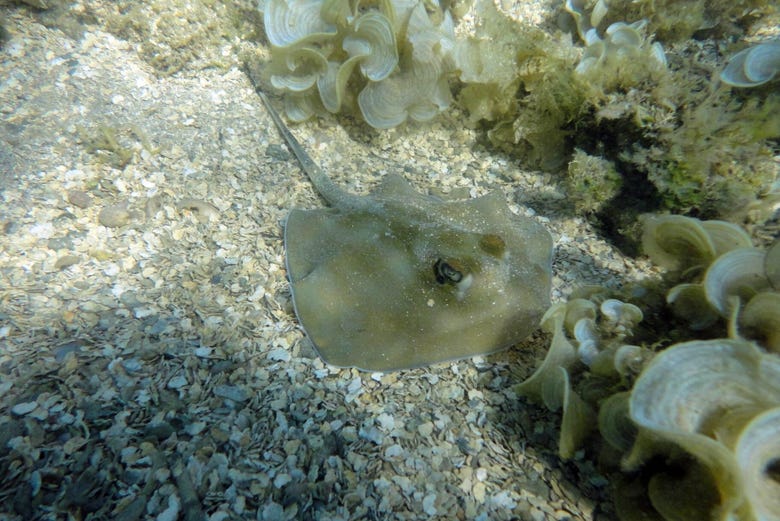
[67,189,92,208]
[167,375,188,389]
[214,384,249,402]
[54,254,80,269]
[11,401,38,416]
[99,202,131,227]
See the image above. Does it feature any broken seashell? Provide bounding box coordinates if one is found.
[720,41,780,88]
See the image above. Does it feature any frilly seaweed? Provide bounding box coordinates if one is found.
[261,0,455,128]
[627,339,780,521]
[514,215,780,521]
[598,0,775,42]
[721,41,780,88]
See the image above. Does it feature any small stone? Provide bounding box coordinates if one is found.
[144,421,175,440]
[194,346,212,358]
[167,375,187,389]
[98,202,130,227]
[384,444,403,458]
[422,494,437,515]
[47,236,73,250]
[417,422,434,437]
[267,347,290,362]
[11,401,38,416]
[473,482,486,503]
[260,502,284,521]
[67,189,92,208]
[273,473,292,488]
[54,254,80,270]
[213,385,248,402]
[54,340,83,362]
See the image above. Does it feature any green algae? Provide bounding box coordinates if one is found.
[455,0,778,248]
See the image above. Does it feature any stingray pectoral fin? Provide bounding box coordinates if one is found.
[284,206,551,371]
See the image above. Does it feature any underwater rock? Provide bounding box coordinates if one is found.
[262,0,455,128]
[720,42,780,88]
[98,202,130,228]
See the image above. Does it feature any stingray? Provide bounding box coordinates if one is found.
[255,90,553,372]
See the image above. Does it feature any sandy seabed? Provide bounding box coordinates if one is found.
[0,1,659,519]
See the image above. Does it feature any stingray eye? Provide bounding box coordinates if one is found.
[433,258,464,285]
